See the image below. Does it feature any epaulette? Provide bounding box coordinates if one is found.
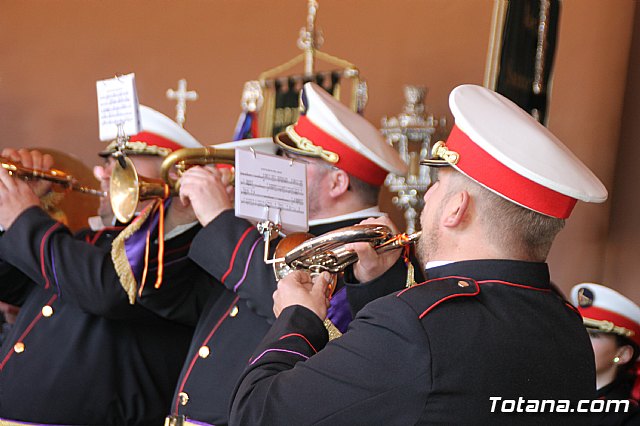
[396,276,480,319]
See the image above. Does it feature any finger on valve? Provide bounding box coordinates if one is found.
[17,149,35,169]
[359,215,398,233]
[1,148,21,162]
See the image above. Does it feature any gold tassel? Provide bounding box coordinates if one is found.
[324,319,342,340]
[111,201,158,304]
[405,262,416,288]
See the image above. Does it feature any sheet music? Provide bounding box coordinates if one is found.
[235,149,308,232]
[96,73,141,141]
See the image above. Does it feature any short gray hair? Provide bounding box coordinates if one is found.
[347,174,381,206]
[446,170,565,261]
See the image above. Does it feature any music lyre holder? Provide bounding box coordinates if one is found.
[257,205,284,264]
[113,122,129,169]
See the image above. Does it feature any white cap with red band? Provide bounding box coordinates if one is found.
[100,105,202,157]
[571,283,640,347]
[274,82,407,186]
[423,85,608,218]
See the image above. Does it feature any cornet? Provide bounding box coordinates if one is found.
[110,147,235,223]
[0,156,106,197]
[272,224,421,279]
[271,224,421,340]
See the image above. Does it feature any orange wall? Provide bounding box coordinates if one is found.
[544,0,634,293]
[0,0,635,297]
[604,3,640,301]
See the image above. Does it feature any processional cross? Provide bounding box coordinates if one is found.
[297,0,323,76]
[166,78,198,127]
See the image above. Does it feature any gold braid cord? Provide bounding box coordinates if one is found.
[111,200,158,304]
[258,53,306,81]
[103,140,172,157]
[324,319,342,340]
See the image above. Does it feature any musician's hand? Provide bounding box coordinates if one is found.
[273,270,331,320]
[178,166,233,227]
[345,216,402,283]
[218,167,235,203]
[0,167,40,229]
[0,150,48,209]
[1,148,54,197]
[164,196,198,235]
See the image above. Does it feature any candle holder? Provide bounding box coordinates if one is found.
[381,85,437,233]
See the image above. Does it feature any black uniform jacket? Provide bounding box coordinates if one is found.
[0,207,198,425]
[138,209,416,425]
[230,259,598,426]
[594,371,640,425]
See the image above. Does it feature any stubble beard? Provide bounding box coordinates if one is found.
[416,201,444,266]
[307,186,321,220]
[417,227,440,267]
[307,169,329,221]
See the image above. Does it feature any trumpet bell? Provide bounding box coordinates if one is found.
[273,232,315,280]
[273,231,339,295]
[110,156,172,224]
[110,156,140,224]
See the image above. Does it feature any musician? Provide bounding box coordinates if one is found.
[572,283,640,425]
[229,84,607,425]
[0,106,209,425]
[137,82,411,425]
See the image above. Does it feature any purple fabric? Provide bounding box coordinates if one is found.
[123,199,171,285]
[50,245,60,296]
[232,236,262,292]
[0,418,68,426]
[326,286,352,333]
[185,419,216,426]
[232,111,257,141]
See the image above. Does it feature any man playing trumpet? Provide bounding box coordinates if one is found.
[229,84,607,425]
[0,105,208,425]
[140,82,414,425]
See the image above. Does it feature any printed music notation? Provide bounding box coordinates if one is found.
[97,94,136,126]
[96,73,141,141]
[235,149,308,231]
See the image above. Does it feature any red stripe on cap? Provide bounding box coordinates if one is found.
[294,116,388,186]
[446,125,577,218]
[130,131,183,152]
[579,306,640,347]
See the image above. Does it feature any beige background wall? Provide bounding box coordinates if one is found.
[0,0,636,298]
[605,3,640,301]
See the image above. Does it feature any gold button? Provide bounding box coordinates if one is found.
[198,346,210,358]
[41,305,54,317]
[179,392,189,406]
[13,342,25,353]
[230,305,239,317]
[458,280,469,288]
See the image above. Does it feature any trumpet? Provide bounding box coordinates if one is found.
[272,224,421,340]
[160,146,235,190]
[272,224,421,280]
[0,156,106,197]
[110,147,235,223]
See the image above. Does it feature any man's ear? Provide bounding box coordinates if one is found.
[328,169,350,198]
[442,190,470,228]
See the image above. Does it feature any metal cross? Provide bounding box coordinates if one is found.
[166,79,198,127]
